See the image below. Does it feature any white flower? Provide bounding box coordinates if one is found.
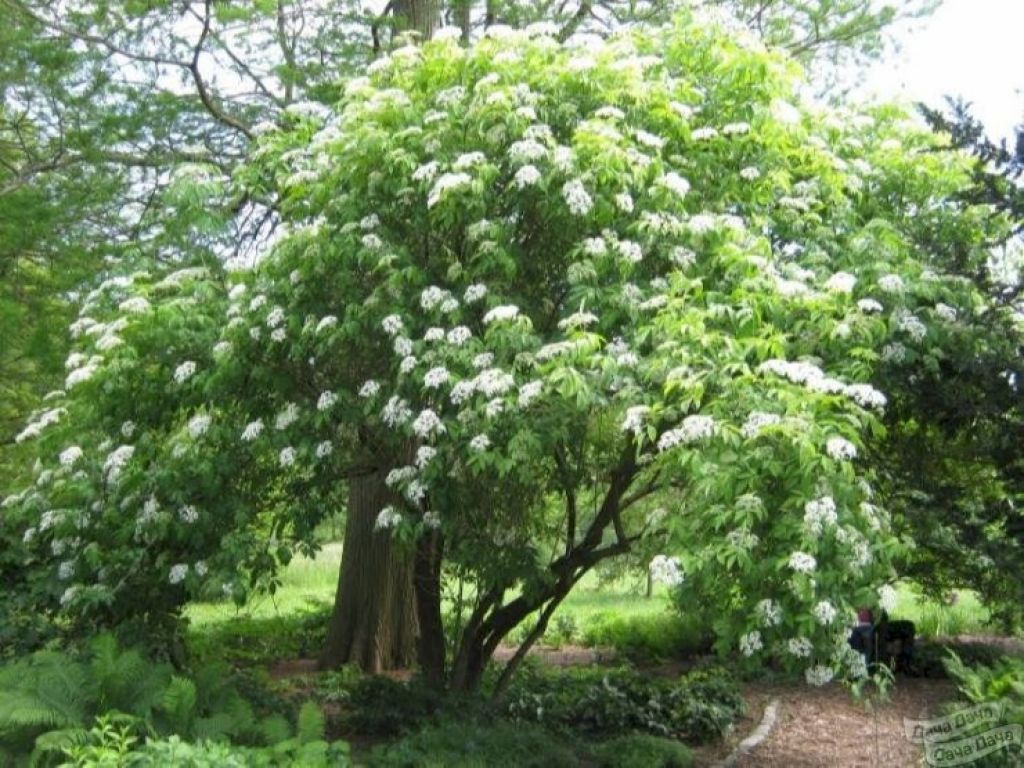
[742,411,781,438]
[615,240,643,264]
[424,327,445,342]
[878,584,898,613]
[788,551,817,574]
[825,437,857,461]
[561,180,593,216]
[179,505,199,524]
[446,326,472,346]
[361,233,384,250]
[558,311,599,331]
[739,166,761,180]
[382,396,412,427]
[803,496,838,535]
[194,561,208,577]
[805,665,834,686]
[412,409,445,439]
[895,310,927,342]
[423,511,441,529]
[416,446,437,468]
[400,356,418,374]
[65,363,99,389]
[613,192,634,212]
[266,307,286,328]
[473,368,515,397]
[316,315,338,334]
[317,391,337,411]
[518,380,542,407]
[428,172,472,207]
[405,480,427,503]
[440,297,459,314]
[691,127,718,141]
[229,284,247,300]
[881,342,907,362]
[845,383,887,409]
[279,446,297,467]
[187,414,211,439]
[412,161,440,183]
[464,284,487,303]
[59,446,83,468]
[739,631,763,657]
[375,505,402,530]
[649,554,684,586]
[483,305,520,324]
[359,380,381,398]
[825,272,856,294]
[513,165,542,188]
[787,636,813,657]
[878,274,905,293]
[756,599,782,627]
[58,561,75,580]
[687,214,718,234]
[316,441,333,458]
[423,366,450,389]
[213,341,232,357]
[657,416,715,451]
[275,403,300,430]
[119,296,151,313]
[658,172,690,198]
[394,336,414,357]
[381,314,404,336]
[249,295,267,312]
[583,237,607,256]
[472,352,494,369]
[469,433,491,452]
[454,151,486,171]
[385,466,416,488]
[174,361,197,384]
[621,406,649,436]
[270,328,287,343]
[241,420,264,441]
[508,139,548,163]
[857,298,883,314]
[813,600,838,625]
[420,286,449,311]
[935,303,957,321]
[169,564,189,585]
[634,129,665,149]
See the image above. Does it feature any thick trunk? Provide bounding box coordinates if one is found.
[413,529,446,686]
[393,0,442,40]
[318,470,418,672]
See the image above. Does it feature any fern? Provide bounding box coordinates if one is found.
[296,702,325,745]
[158,677,197,737]
[29,726,90,767]
[259,714,292,746]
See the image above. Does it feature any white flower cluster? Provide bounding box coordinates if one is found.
[756,599,782,627]
[649,554,684,586]
[758,359,887,409]
[894,310,927,342]
[741,411,781,438]
[423,367,450,389]
[464,284,488,303]
[788,551,817,574]
[187,414,211,439]
[812,600,838,625]
[179,505,199,524]
[376,505,402,530]
[275,403,300,430]
[103,445,135,484]
[518,381,543,407]
[803,497,837,536]
[412,409,445,439]
[169,563,189,585]
[317,391,337,411]
[241,420,264,441]
[483,305,520,324]
[469,434,491,452]
[878,274,905,293]
[59,446,83,468]
[382,396,412,427]
[825,437,857,461]
[825,272,856,294]
[878,584,898,613]
[428,172,472,208]
[804,665,834,686]
[739,630,763,657]
[657,172,690,198]
[621,406,649,436]
[787,636,814,657]
[657,416,715,451]
[857,298,883,313]
[16,407,66,443]
[174,361,197,384]
[279,447,296,467]
[561,179,593,216]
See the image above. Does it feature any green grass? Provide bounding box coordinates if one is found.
[186,542,996,661]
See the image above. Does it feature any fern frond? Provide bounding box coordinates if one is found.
[259,714,292,746]
[158,677,197,737]
[296,702,325,745]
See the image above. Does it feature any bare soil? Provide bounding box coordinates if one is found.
[694,677,957,767]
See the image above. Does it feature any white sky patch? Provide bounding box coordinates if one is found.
[859,0,1024,140]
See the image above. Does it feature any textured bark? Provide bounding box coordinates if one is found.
[318,470,417,672]
[393,0,442,40]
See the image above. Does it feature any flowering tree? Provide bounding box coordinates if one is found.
[3,11,1001,690]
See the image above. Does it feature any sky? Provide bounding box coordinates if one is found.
[859,0,1024,141]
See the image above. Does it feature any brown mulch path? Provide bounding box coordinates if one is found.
[708,677,956,768]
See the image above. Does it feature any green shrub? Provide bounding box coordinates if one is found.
[366,720,579,768]
[344,676,448,737]
[913,641,1018,678]
[501,664,743,744]
[941,652,1024,767]
[581,613,710,663]
[591,734,693,768]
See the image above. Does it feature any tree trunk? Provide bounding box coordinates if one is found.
[318,470,418,672]
[392,0,442,41]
